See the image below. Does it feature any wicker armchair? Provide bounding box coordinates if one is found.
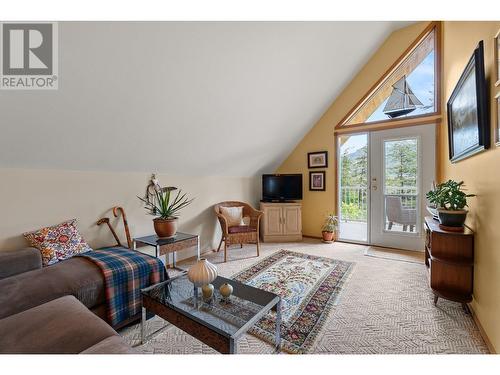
[214,201,263,262]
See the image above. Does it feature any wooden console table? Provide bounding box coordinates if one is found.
[424,216,474,312]
[133,233,200,270]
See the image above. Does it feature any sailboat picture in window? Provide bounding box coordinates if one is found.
[339,24,438,127]
[383,76,423,118]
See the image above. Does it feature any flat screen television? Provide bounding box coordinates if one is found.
[262,174,302,202]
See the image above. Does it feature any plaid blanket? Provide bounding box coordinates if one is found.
[78,247,167,326]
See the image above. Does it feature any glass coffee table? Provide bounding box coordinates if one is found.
[141,273,282,354]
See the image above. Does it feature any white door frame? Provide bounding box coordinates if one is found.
[336,132,371,244]
[336,124,436,251]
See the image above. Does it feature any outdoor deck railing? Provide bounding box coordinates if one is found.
[340,185,417,222]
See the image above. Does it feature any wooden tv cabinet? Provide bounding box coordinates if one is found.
[260,202,302,242]
[424,216,474,312]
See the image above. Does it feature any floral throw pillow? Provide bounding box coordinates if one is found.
[24,219,92,266]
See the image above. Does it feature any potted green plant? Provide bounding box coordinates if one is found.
[138,186,194,238]
[426,180,475,227]
[321,213,339,242]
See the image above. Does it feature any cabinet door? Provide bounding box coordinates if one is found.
[264,206,283,235]
[283,206,301,235]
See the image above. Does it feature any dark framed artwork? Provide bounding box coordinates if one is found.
[496,92,500,147]
[495,29,500,87]
[447,41,490,162]
[309,171,325,191]
[307,151,328,168]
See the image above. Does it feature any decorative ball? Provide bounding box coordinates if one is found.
[219,283,233,299]
[187,258,218,287]
[201,284,214,300]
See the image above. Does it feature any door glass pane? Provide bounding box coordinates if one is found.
[338,134,368,242]
[383,138,419,234]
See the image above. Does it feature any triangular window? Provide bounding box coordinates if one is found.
[341,25,438,127]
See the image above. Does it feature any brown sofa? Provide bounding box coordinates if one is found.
[0,248,135,354]
[0,247,107,321]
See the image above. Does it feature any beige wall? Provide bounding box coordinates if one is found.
[438,21,500,352]
[277,22,430,237]
[0,168,260,260]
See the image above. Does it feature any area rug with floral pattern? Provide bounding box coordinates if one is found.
[232,249,354,353]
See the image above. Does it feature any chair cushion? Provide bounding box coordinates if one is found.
[228,225,256,234]
[220,206,245,226]
[24,219,92,266]
[0,256,104,320]
[0,295,118,354]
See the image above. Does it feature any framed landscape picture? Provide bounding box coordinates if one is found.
[307,151,328,168]
[495,29,500,87]
[496,92,500,147]
[447,41,490,162]
[309,171,325,191]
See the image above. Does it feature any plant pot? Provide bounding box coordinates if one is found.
[153,217,178,238]
[426,206,439,220]
[322,231,335,242]
[437,209,468,227]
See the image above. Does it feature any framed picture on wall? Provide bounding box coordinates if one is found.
[307,151,328,168]
[447,41,490,162]
[496,92,500,147]
[495,29,500,87]
[309,171,325,191]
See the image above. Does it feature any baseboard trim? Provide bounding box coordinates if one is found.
[468,303,496,354]
[302,235,322,240]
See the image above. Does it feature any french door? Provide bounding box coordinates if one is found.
[337,124,436,251]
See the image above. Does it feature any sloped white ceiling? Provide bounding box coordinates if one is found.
[0,22,411,176]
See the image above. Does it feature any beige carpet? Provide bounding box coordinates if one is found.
[120,239,488,354]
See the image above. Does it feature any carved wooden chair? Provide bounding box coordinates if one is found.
[214,201,263,262]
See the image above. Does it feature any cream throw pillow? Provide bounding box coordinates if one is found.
[220,206,245,226]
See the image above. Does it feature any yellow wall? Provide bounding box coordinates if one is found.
[439,21,500,352]
[277,22,431,237]
[278,20,500,352]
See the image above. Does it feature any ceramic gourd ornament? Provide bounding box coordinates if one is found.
[187,258,218,287]
[219,283,233,299]
[201,284,215,301]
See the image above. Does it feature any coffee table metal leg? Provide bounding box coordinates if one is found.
[193,285,199,309]
[141,307,147,344]
[229,338,237,354]
[197,235,200,260]
[275,299,282,353]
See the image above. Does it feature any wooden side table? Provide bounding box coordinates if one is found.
[424,216,474,312]
[133,232,200,270]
